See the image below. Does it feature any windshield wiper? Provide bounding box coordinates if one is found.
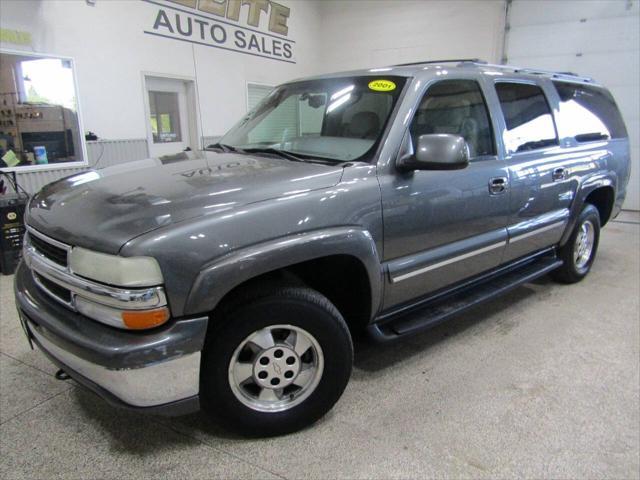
[244,147,341,165]
[243,147,307,162]
[207,142,241,153]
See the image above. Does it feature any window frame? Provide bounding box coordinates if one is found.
[407,77,498,162]
[492,78,561,156]
[0,48,89,173]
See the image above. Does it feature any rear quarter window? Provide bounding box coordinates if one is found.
[553,82,628,142]
[495,82,558,154]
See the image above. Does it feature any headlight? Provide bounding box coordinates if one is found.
[69,247,164,287]
[69,247,169,329]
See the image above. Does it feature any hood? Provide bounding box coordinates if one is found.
[27,151,344,253]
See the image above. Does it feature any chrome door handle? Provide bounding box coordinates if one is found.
[552,167,568,181]
[489,177,508,195]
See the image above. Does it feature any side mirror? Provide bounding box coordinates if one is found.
[397,134,470,171]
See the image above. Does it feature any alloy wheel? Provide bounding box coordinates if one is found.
[228,324,324,412]
[574,219,595,270]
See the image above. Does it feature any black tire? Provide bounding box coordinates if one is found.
[200,286,353,437]
[552,203,601,284]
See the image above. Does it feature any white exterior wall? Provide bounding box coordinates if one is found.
[0,0,510,194]
[317,0,507,70]
[1,0,508,141]
[0,0,322,140]
[506,0,640,210]
[2,0,637,209]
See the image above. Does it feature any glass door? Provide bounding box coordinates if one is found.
[144,76,191,157]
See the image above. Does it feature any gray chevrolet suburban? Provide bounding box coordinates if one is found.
[15,59,631,436]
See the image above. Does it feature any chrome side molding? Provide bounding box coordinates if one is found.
[389,220,567,284]
[391,241,507,283]
[508,221,566,243]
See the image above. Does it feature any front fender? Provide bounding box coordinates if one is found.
[184,227,383,318]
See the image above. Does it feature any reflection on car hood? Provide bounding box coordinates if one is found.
[26,151,344,253]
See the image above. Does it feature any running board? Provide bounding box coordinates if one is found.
[367,254,563,342]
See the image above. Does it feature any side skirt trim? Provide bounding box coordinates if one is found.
[378,248,555,321]
[369,249,561,342]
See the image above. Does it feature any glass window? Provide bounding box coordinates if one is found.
[148,91,181,143]
[299,92,326,135]
[409,80,495,158]
[20,59,76,109]
[248,94,299,145]
[246,83,326,141]
[495,82,558,154]
[0,52,85,170]
[553,81,627,142]
[247,83,273,111]
[220,76,407,162]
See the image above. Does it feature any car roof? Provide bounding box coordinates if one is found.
[290,58,601,87]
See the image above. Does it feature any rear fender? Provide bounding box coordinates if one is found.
[560,173,615,246]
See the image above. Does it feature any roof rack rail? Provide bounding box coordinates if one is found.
[393,58,485,67]
[458,60,594,82]
[388,59,594,83]
[517,67,593,82]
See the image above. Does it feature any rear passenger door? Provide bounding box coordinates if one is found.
[491,80,574,263]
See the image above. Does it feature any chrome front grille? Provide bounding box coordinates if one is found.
[24,227,75,310]
[25,227,70,268]
[29,233,69,267]
[33,271,73,305]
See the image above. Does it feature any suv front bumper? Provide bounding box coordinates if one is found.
[14,261,208,415]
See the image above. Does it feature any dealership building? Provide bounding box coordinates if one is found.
[1,0,637,209]
[1,1,639,478]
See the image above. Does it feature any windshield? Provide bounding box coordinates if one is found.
[218,76,407,162]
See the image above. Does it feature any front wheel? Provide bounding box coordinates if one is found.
[552,203,601,283]
[200,286,353,436]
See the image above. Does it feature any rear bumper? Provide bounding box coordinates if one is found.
[14,261,208,415]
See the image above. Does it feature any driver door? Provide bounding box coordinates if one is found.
[380,78,510,310]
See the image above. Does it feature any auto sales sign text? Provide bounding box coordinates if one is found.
[144,0,295,64]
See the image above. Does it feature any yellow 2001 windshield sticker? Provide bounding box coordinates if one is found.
[368,79,396,92]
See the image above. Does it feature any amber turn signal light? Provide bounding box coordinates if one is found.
[121,307,170,330]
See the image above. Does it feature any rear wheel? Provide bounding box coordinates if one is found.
[200,286,353,436]
[552,204,601,283]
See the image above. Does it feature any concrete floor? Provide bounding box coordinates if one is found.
[1,212,638,479]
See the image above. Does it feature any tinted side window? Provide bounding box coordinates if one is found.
[410,80,495,158]
[553,81,627,142]
[495,82,558,153]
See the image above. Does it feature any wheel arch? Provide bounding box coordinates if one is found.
[584,186,615,226]
[560,175,616,246]
[184,227,383,332]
